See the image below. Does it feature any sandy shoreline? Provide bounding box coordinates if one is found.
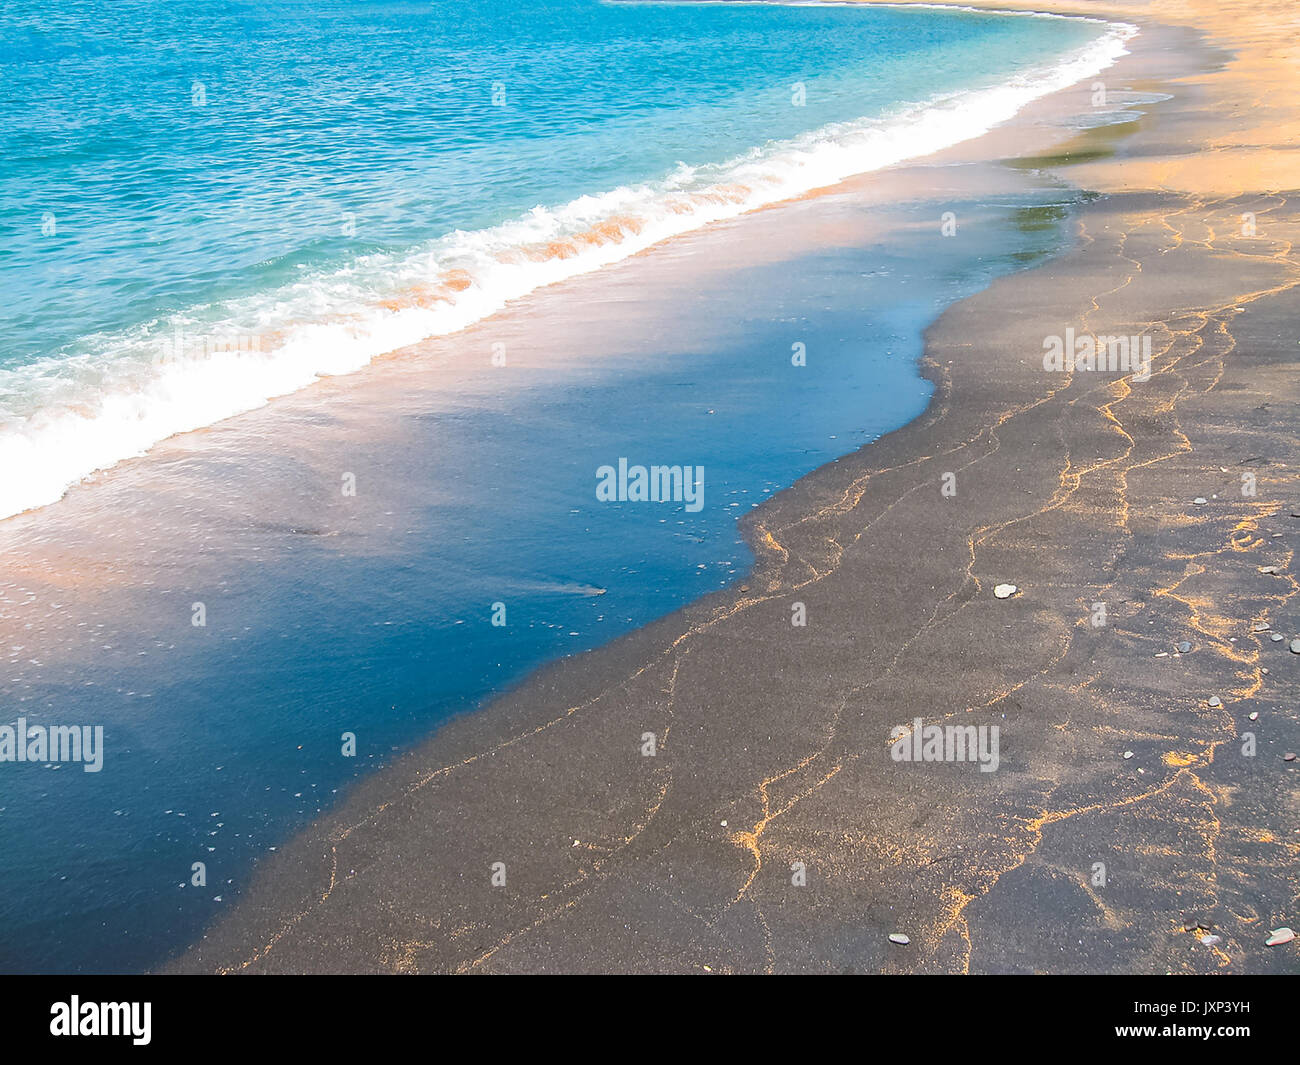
[153,0,1300,973]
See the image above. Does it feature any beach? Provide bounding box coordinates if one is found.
[150,0,1299,973]
[2,0,1296,976]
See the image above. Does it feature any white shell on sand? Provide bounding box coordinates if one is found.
[1265,927,1294,946]
[993,583,1018,599]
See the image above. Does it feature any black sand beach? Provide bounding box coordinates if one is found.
[169,2,1300,974]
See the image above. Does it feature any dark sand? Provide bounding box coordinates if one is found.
[171,3,1300,973]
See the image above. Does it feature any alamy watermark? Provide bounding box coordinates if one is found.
[50,997,150,1045]
[596,458,704,512]
[0,718,104,772]
[889,717,999,773]
[154,324,263,367]
[1043,329,1151,382]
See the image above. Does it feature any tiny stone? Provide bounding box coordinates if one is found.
[1285,753,1296,762]
[1265,927,1295,946]
[888,933,910,946]
[1176,641,1192,654]
[1259,566,1278,574]
[1249,712,1259,721]
[1208,696,1222,707]
[1290,639,1300,654]
[1270,633,1284,642]
[1200,934,1222,947]
[1123,751,1134,760]
[1192,497,1207,506]
[994,583,1018,599]
[1252,622,1270,632]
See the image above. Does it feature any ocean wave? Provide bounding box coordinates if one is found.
[0,16,1136,521]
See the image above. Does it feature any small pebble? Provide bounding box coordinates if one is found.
[1208,696,1222,707]
[1259,566,1278,574]
[1265,927,1295,946]
[1285,753,1296,762]
[1176,641,1192,654]
[1193,497,1207,506]
[1249,712,1259,721]
[994,583,1018,599]
[1270,633,1284,642]
[888,933,910,946]
[1290,639,1300,654]
[1252,622,1271,632]
[1199,934,1222,947]
[1123,751,1134,760]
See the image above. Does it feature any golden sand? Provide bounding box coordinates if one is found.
[852,0,1300,195]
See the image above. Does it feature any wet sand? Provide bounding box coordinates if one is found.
[168,1,1300,973]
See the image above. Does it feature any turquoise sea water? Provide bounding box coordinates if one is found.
[0,0,1127,516]
[0,0,1130,971]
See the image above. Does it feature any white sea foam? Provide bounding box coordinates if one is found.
[0,18,1136,520]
